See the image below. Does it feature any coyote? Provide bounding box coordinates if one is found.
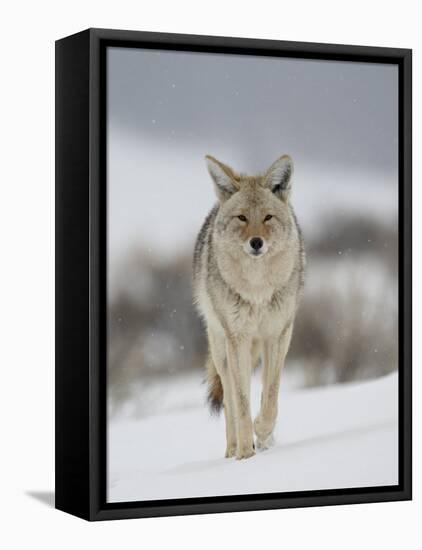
[193,154,305,459]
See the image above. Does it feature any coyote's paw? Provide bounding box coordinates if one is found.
[236,444,255,460]
[256,433,275,451]
[254,415,275,450]
[225,444,237,458]
[254,420,275,450]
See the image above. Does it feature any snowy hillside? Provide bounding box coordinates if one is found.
[108,371,398,503]
[108,129,398,271]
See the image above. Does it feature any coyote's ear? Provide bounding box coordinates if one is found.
[264,155,293,202]
[205,155,240,202]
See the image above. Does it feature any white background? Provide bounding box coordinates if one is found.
[0,1,418,548]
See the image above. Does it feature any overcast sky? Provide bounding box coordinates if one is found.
[108,47,398,174]
[107,47,398,264]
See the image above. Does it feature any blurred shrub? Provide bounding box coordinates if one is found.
[289,273,398,387]
[108,252,207,405]
[309,214,398,277]
[287,213,398,386]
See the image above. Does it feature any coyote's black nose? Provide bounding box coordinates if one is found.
[250,237,263,251]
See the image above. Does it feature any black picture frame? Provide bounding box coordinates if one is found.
[55,28,412,521]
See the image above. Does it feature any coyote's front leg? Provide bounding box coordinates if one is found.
[254,324,293,449]
[226,335,255,460]
[208,330,237,457]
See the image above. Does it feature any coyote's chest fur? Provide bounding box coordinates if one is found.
[202,244,299,338]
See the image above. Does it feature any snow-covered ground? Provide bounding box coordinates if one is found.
[108,371,398,503]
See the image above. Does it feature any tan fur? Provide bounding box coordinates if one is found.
[193,154,305,459]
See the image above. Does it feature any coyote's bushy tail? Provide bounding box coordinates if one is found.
[205,355,223,415]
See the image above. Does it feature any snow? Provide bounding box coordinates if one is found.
[108,371,398,503]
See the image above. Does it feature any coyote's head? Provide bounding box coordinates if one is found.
[206,154,295,260]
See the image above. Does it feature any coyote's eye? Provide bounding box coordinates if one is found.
[237,215,247,222]
[264,214,273,222]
